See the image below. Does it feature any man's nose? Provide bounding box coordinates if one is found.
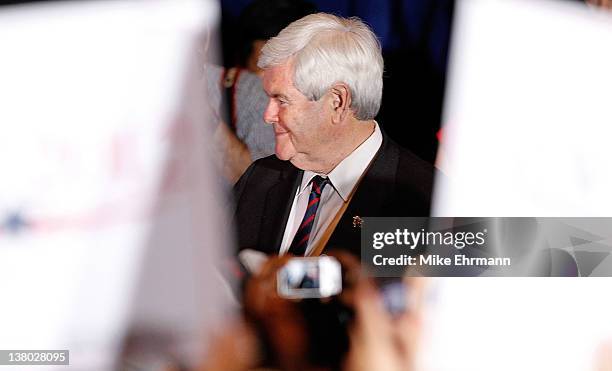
[263,100,278,125]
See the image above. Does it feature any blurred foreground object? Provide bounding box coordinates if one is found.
[0,0,232,370]
[435,0,612,216]
[421,279,612,371]
[426,0,612,370]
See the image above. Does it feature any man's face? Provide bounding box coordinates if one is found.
[262,61,333,171]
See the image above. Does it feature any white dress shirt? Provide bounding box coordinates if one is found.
[279,123,383,255]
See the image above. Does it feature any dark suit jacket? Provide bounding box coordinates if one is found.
[233,134,434,257]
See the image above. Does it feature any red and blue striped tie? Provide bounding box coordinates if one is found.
[288,175,330,256]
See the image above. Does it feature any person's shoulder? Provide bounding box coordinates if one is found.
[233,155,298,203]
[236,154,296,187]
[382,134,435,175]
[250,154,294,173]
[380,134,435,206]
[397,144,435,175]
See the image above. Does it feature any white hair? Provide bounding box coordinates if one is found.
[258,13,384,120]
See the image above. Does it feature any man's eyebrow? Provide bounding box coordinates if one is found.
[266,91,289,100]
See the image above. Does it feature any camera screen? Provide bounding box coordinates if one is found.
[281,260,320,290]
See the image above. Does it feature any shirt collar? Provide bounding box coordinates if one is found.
[300,122,383,201]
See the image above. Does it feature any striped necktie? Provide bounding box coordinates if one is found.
[288,175,330,256]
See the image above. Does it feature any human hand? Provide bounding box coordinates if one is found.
[344,277,425,371]
[243,255,309,371]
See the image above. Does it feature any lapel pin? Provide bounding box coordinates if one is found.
[352,216,363,228]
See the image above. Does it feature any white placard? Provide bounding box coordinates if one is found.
[0,1,230,370]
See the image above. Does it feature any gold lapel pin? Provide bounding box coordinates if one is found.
[352,216,363,228]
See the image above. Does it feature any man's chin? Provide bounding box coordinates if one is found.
[274,151,291,161]
[274,145,294,161]
[275,151,303,168]
[275,148,310,170]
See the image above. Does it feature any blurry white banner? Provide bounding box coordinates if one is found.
[427,1,612,370]
[435,0,612,217]
[0,1,230,370]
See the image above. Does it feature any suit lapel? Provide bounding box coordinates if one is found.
[327,136,400,254]
[259,165,303,253]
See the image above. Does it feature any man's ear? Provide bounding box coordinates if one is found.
[330,83,352,124]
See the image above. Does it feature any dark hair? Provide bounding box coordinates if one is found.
[234,0,316,67]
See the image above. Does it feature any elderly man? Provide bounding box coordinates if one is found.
[234,13,434,258]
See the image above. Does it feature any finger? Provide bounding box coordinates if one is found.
[403,277,427,313]
[392,308,421,365]
[353,279,394,340]
[326,250,365,307]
